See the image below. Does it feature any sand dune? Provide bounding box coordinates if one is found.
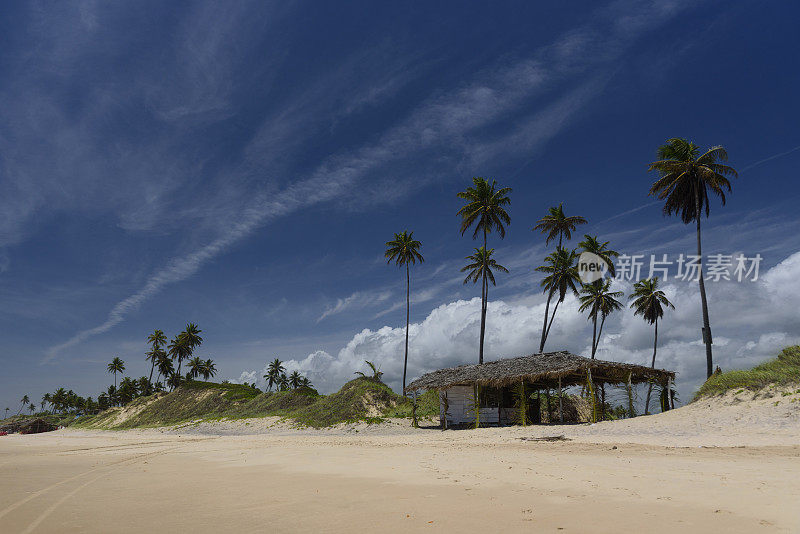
[1,390,799,533]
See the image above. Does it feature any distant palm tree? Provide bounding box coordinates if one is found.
[187,357,204,380]
[17,394,30,415]
[201,359,217,381]
[288,371,303,389]
[533,204,587,251]
[29,403,36,415]
[264,359,285,391]
[536,248,581,352]
[630,278,675,414]
[42,393,51,412]
[385,230,424,395]
[457,177,511,364]
[299,376,312,389]
[461,246,508,362]
[4,407,9,419]
[577,235,619,276]
[648,138,736,378]
[167,336,190,384]
[157,353,175,388]
[146,329,167,388]
[578,279,624,358]
[136,376,151,396]
[107,357,125,389]
[277,373,289,391]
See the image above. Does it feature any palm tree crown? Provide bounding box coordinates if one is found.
[648,138,737,223]
[461,247,509,286]
[536,248,581,303]
[456,177,512,240]
[385,231,424,266]
[629,278,674,325]
[533,204,587,249]
[578,234,619,277]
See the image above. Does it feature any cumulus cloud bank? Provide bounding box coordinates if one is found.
[233,251,800,403]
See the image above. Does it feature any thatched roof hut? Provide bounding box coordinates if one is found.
[405,351,676,427]
[405,351,675,392]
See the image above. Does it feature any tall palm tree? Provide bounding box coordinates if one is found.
[457,177,512,364]
[17,395,30,415]
[534,204,587,250]
[264,359,285,391]
[288,371,303,389]
[385,230,424,395]
[146,329,167,388]
[630,278,675,414]
[42,393,51,412]
[536,248,581,352]
[577,235,619,276]
[107,357,125,389]
[648,138,736,378]
[578,279,624,358]
[461,246,508,362]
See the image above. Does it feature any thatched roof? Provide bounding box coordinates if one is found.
[405,351,675,392]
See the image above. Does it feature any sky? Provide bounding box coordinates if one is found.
[2,0,800,412]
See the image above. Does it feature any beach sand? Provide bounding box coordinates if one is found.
[1,391,799,533]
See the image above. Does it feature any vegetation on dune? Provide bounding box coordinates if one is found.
[74,368,437,430]
[693,346,800,400]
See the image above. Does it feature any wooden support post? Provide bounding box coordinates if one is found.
[558,376,563,424]
[411,390,418,428]
[587,368,596,423]
[600,384,606,421]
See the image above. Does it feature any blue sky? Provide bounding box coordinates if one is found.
[2,0,800,411]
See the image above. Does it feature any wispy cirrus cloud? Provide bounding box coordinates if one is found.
[40,0,704,361]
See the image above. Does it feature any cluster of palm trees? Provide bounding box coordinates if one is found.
[383,137,735,407]
[263,359,313,391]
[143,323,208,391]
[101,324,217,407]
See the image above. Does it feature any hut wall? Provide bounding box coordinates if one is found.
[440,386,499,426]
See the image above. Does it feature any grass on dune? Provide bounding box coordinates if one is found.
[693,345,800,400]
[74,377,437,430]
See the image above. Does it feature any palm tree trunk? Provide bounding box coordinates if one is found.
[148,360,156,389]
[403,262,410,396]
[114,371,117,389]
[478,226,488,364]
[544,298,561,343]
[593,314,607,358]
[590,313,598,359]
[645,318,658,415]
[539,290,553,353]
[695,187,713,378]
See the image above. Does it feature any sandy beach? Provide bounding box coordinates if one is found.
[2,391,799,534]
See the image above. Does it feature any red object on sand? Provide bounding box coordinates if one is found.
[0,431,8,436]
